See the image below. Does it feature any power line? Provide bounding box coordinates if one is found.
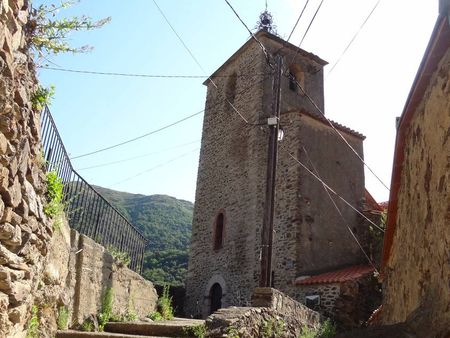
[76,139,200,171]
[38,66,267,79]
[71,73,270,160]
[300,145,379,272]
[289,0,326,67]
[289,76,390,191]
[327,0,381,75]
[70,110,203,160]
[298,146,384,232]
[109,148,199,187]
[223,0,273,66]
[287,0,311,42]
[153,0,266,126]
[222,0,388,191]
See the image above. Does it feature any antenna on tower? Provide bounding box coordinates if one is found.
[256,0,277,35]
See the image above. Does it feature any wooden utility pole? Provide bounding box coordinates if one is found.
[260,54,283,287]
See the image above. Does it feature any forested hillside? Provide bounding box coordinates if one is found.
[94,186,193,286]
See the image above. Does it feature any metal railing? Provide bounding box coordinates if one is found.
[40,106,146,273]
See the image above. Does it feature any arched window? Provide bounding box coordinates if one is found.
[213,212,225,250]
[289,64,305,95]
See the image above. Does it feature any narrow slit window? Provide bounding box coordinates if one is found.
[214,213,224,250]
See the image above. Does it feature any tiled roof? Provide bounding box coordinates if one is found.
[379,201,389,210]
[364,189,383,211]
[294,265,375,286]
[300,110,366,140]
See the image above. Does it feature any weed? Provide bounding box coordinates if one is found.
[183,324,206,338]
[98,287,113,331]
[226,326,240,338]
[148,311,163,321]
[43,170,64,218]
[261,318,285,338]
[31,85,55,110]
[57,306,69,330]
[26,305,39,338]
[319,320,336,338]
[158,284,174,320]
[298,326,316,338]
[107,245,131,267]
[81,319,94,332]
[298,320,336,338]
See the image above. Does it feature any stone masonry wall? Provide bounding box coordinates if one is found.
[0,2,158,336]
[206,288,321,338]
[0,0,58,336]
[381,47,450,329]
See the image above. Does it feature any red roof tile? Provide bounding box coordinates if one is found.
[294,265,375,285]
[378,201,389,210]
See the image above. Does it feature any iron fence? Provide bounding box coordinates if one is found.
[40,105,146,273]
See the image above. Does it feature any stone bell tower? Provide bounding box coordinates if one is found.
[185,27,367,318]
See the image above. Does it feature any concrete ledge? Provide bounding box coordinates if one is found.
[105,319,205,337]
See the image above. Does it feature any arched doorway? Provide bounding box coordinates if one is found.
[209,283,222,314]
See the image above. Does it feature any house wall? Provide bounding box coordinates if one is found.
[381,48,450,327]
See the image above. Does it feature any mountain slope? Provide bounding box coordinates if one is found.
[93,186,193,286]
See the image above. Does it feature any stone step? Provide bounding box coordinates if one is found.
[56,330,172,338]
[104,318,205,337]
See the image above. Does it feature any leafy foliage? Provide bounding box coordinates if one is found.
[44,170,65,230]
[261,318,285,338]
[149,284,174,321]
[184,324,207,338]
[28,0,111,56]
[98,287,113,331]
[31,84,55,110]
[57,306,69,330]
[26,305,39,338]
[298,320,336,338]
[93,186,193,286]
[107,245,131,267]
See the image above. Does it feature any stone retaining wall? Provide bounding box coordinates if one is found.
[0,1,157,336]
[206,288,321,337]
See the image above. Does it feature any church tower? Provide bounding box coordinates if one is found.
[185,29,367,318]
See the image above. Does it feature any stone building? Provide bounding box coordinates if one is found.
[185,30,372,318]
[379,0,450,334]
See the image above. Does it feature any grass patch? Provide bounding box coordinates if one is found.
[98,287,113,331]
[183,324,206,338]
[57,306,69,330]
[26,305,39,338]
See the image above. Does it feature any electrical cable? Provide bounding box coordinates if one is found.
[287,0,311,42]
[223,0,273,67]
[153,0,266,126]
[70,110,203,160]
[300,145,379,272]
[289,0,326,67]
[109,148,199,187]
[223,0,388,191]
[289,76,390,191]
[38,66,267,79]
[70,73,270,160]
[327,0,381,75]
[76,139,200,171]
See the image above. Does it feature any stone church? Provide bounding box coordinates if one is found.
[185,28,372,319]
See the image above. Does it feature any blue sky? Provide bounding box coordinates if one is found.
[37,0,438,202]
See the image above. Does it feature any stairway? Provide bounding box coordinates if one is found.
[56,318,206,338]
